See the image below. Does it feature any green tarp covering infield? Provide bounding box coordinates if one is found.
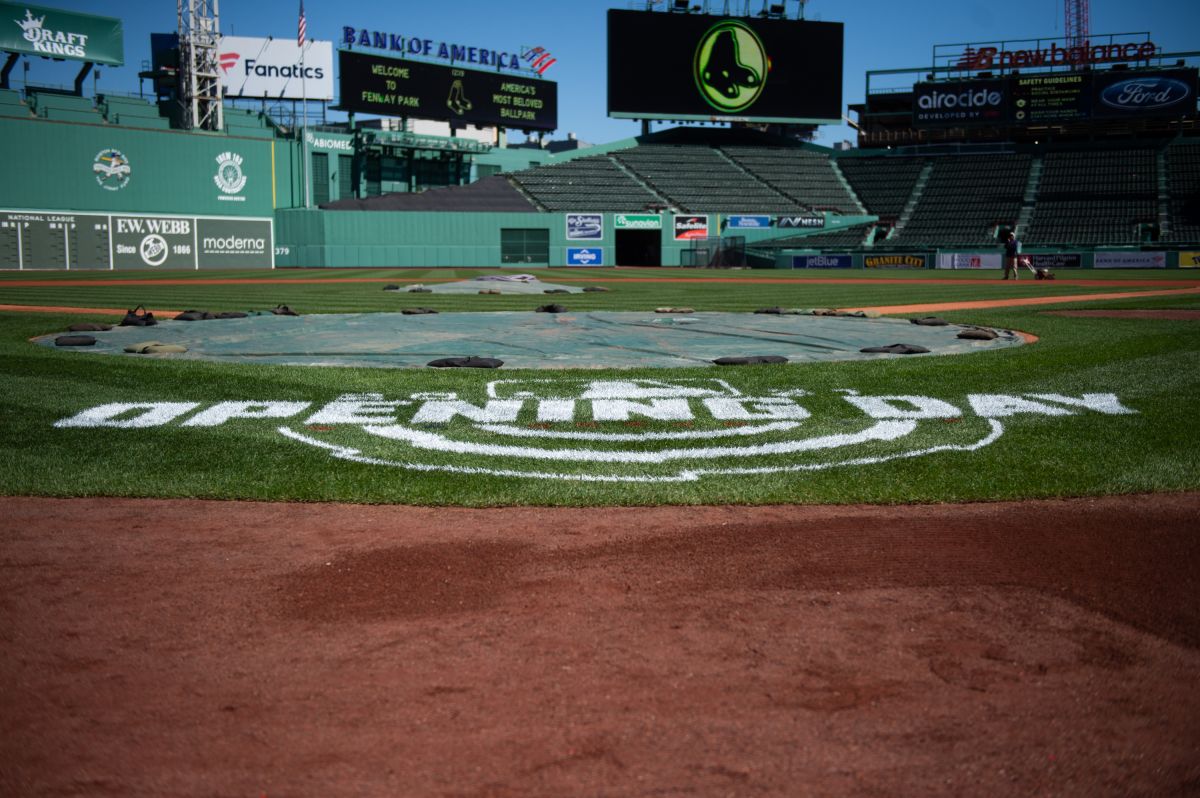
[38,311,1023,369]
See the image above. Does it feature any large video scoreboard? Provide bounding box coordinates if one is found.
[338,49,557,131]
[607,9,843,125]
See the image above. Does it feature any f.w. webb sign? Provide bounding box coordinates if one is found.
[55,378,1136,483]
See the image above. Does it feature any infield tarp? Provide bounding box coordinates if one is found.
[36,312,1023,370]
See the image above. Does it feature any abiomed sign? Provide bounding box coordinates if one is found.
[0,1,123,65]
[53,378,1136,483]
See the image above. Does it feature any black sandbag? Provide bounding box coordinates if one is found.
[713,355,789,365]
[402,307,439,315]
[174,310,215,321]
[68,322,112,332]
[383,284,401,291]
[860,343,931,355]
[754,307,785,315]
[427,356,503,368]
[909,316,949,326]
[582,286,610,293]
[216,311,248,319]
[55,334,96,347]
[543,288,570,294]
[119,304,156,327]
[271,304,300,316]
[535,303,568,313]
[957,328,998,340]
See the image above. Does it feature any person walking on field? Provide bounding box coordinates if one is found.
[1002,230,1022,280]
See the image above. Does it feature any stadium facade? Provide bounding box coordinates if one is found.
[0,3,1196,271]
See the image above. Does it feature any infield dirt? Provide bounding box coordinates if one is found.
[2,494,1198,796]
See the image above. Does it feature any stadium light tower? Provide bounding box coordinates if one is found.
[177,0,224,132]
[1064,0,1089,50]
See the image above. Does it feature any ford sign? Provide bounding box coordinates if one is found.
[1100,77,1191,111]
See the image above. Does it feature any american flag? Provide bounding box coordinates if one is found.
[297,0,306,49]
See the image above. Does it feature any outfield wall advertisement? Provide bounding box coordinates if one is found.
[0,209,272,270]
[1093,251,1166,269]
[0,1,123,65]
[915,67,1198,128]
[1180,251,1200,269]
[219,36,334,101]
[936,253,1002,270]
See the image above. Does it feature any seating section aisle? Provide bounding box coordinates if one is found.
[1165,141,1200,244]
[508,155,662,211]
[1024,149,1157,245]
[723,147,864,214]
[0,88,32,117]
[889,153,1031,246]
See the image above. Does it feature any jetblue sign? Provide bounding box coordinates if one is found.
[566,247,603,266]
[342,26,523,71]
[792,254,851,269]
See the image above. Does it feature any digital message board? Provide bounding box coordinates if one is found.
[338,49,557,131]
[607,10,842,124]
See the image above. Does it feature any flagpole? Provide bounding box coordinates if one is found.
[299,0,310,209]
[302,41,310,208]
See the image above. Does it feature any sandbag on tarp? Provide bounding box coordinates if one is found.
[860,343,931,355]
[957,328,998,340]
[119,305,156,327]
[910,317,949,326]
[402,308,439,315]
[175,310,216,321]
[427,356,503,369]
[536,304,568,313]
[55,335,96,347]
[713,355,789,365]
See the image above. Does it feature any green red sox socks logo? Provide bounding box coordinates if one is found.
[54,379,1136,483]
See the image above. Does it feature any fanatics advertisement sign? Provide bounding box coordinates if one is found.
[219,36,334,101]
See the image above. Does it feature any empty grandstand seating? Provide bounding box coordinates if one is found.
[0,88,32,117]
[508,155,663,211]
[722,146,864,214]
[1165,141,1200,244]
[612,144,807,214]
[27,91,105,124]
[885,153,1031,247]
[837,156,924,221]
[1024,149,1157,245]
[98,94,170,128]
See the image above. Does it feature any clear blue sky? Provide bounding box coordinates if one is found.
[16,0,1200,147]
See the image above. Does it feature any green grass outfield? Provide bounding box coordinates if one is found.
[2,267,1198,507]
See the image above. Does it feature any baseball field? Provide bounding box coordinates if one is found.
[2,267,1199,795]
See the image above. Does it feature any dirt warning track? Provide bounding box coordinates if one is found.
[2,494,1198,797]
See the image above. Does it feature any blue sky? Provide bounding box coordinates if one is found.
[14,0,1200,147]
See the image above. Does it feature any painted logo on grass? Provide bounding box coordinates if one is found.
[53,378,1137,484]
